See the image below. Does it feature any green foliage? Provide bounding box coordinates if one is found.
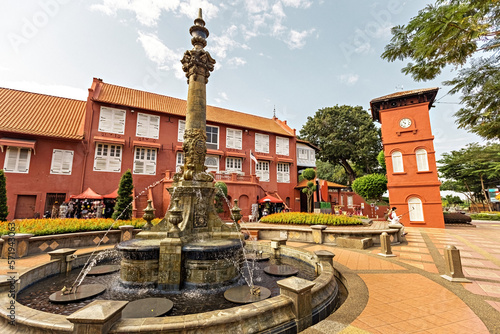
[377,151,386,172]
[299,105,382,183]
[260,212,363,226]
[470,213,500,221]
[214,181,228,213]
[300,168,317,213]
[438,143,500,211]
[0,218,153,236]
[0,170,8,221]
[351,174,387,202]
[382,0,500,140]
[112,170,134,220]
[316,160,348,185]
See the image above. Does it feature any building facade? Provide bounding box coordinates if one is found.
[370,88,445,228]
[0,78,302,220]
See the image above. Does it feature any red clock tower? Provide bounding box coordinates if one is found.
[370,88,445,228]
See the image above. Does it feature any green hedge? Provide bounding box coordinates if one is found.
[470,213,500,221]
[0,218,159,236]
[443,213,472,224]
[260,212,363,226]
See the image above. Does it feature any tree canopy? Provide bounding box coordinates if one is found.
[112,170,134,220]
[438,142,500,211]
[299,105,382,184]
[382,0,500,140]
[301,168,316,213]
[351,174,388,203]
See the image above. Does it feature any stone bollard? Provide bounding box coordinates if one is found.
[378,232,396,257]
[311,225,327,244]
[278,276,315,332]
[48,248,77,274]
[314,250,335,267]
[441,245,471,283]
[119,225,135,242]
[271,238,287,259]
[1,233,33,259]
[67,300,128,334]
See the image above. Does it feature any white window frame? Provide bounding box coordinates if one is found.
[256,160,270,182]
[136,113,160,139]
[176,152,185,172]
[4,147,31,173]
[347,195,353,208]
[226,157,242,172]
[93,143,122,172]
[277,162,290,183]
[206,125,219,150]
[205,154,219,172]
[391,151,404,173]
[298,148,308,160]
[133,147,157,175]
[226,128,242,150]
[50,149,74,175]
[255,133,269,154]
[276,137,289,156]
[178,120,186,142]
[98,106,126,134]
[408,197,424,221]
[416,149,429,171]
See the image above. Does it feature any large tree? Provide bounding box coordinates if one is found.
[382,0,500,140]
[438,143,500,211]
[352,174,388,203]
[300,105,382,184]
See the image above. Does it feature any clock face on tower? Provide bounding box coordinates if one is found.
[399,118,412,128]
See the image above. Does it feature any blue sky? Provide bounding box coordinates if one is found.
[0,0,487,160]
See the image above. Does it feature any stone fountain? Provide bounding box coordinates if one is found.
[116,8,244,291]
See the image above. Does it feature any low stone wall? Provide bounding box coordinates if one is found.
[1,227,142,259]
[0,243,341,334]
[242,223,400,247]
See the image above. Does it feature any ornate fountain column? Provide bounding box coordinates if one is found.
[180,8,216,181]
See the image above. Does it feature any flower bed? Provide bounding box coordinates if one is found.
[470,213,500,221]
[260,212,363,226]
[0,218,159,236]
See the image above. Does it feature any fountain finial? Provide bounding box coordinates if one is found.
[189,8,209,48]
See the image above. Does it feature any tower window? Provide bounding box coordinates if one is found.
[391,151,404,173]
[408,197,424,221]
[416,149,429,171]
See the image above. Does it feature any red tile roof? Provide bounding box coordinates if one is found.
[93,81,295,137]
[0,88,86,140]
[295,179,346,189]
[370,88,439,103]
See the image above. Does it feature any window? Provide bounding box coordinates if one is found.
[226,157,242,172]
[133,147,157,175]
[4,147,31,173]
[50,149,74,175]
[226,128,242,149]
[347,195,353,208]
[256,161,270,182]
[98,107,126,134]
[391,151,404,173]
[255,133,269,153]
[176,152,219,173]
[206,125,219,149]
[205,155,219,172]
[298,148,308,160]
[178,120,185,142]
[176,152,185,172]
[416,149,429,171]
[277,163,290,183]
[276,137,289,156]
[93,143,122,172]
[136,113,160,139]
[408,197,424,221]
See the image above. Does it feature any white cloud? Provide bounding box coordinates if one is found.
[178,0,219,20]
[281,0,312,8]
[227,57,246,67]
[245,0,269,14]
[90,0,180,26]
[211,25,249,59]
[285,28,315,49]
[0,80,88,100]
[137,31,184,79]
[338,74,359,85]
[214,91,229,104]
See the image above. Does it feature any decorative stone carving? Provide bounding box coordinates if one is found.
[181,49,215,84]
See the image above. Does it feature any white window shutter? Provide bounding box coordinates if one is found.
[178,120,185,142]
[276,137,282,155]
[94,157,107,171]
[51,150,63,173]
[136,113,149,137]
[134,160,144,174]
[150,115,160,139]
[17,149,29,172]
[98,108,113,132]
[108,157,121,172]
[226,129,234,148]
[61,151,73,174]
[235,130,242,149]
[283,138,289,156]
[112,110,126,134]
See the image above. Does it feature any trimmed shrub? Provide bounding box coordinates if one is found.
[260,212,363,226]
[470,213,500,221]
[0,218,156,236]
[0,170,7,221]
[443,212,472,224]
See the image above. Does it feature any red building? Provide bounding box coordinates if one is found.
[370,88,445,228]
[0,78,302,220]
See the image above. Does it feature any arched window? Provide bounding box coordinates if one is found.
[408,197,424,221]
[391,151,404,173]
[416,149,429,171]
